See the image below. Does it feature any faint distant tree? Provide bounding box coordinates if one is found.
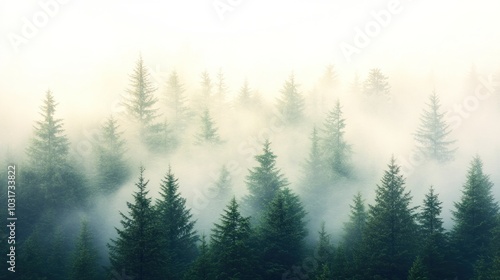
[209,165,233,209]
[194,109,222,145]
[122,56,170,152]
[164,71,191,130]
[122,56,160,133]
[414,92,456,162]
[236,79,252,108]
[363,68,390,96]
[320,100,352,179]
[94,116,130,194]
[195,70,213,111]
[276,73,305,125]
[350,72,362,95]
[215,69,228,105]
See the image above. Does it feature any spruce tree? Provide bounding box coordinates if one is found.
[123,56,160,133]
[314,222,335,275]
[209,165,233,209]
[244,139,289,219]
[236,79,252,108]
[343,193,367,251]
[414,92,456,162]
[417,187,449,279]
[451,157,499,278]
[276,73,305,125]
[94,116,130,194]
[108,166,162,280]
[363,157,419,279]
[259,188,307,279]
[196,70,213,111]
[321,99,352,179]
[24,91,87,210]
[194,109,222,145]
[71,220,98,280]
[408,256,429,280]
[363,68,390,96]
[164,71,191,130]
[214,68,229,111]
[210,197,259,279]
[184,234,213,280]
[18,229,44,279]
[155,167,198,279]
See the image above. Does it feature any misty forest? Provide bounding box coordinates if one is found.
[1,53,499,280]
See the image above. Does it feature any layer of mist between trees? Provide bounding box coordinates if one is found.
[1,55,499,279]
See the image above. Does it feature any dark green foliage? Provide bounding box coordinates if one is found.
[94,116,130,194]
[452,157,499,278]
[184,234,213,280]
[363,157,419,279]
[414,92,456,162]
[314,223,335,277]
[408,256,429,280]
[314,264,333,280]
[244,139,289,220]
[71,220,98,280]
[276,73,305,125]
[108,167,162,280]
[363,68,390,96]
[195,109,221,145]
[259,188,307,279]
[342,193,367,277]
[417,187,450,279]
[18,229,44,280]
[155,167,198,279]
[210,198,259,280]
[320,100,352,179]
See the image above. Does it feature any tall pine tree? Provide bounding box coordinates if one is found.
[210,197,259,279]
[94,116,130,195]
[71,220,99,280]
[363,68,390,96]
[244,139,289,220]
[451,156,499,278]
[194,109,222,145]
[259,188,308,279]
[108,167,162,280]
[414,92,456,162]
[363,157,419,279]
[164,71,191,130]
[155,166,198,279]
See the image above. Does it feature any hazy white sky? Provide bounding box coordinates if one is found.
[1,0,500,145]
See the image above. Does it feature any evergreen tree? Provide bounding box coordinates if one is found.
[155,167,198,279]
[210,198,259,279]
[71,220,98,280]
[343,193,367,250]
[236,79,252,108]
[259,188,307,279]
[18,229,44,280]
[194,109,222,145]
[108,167,162,280]
[363,68,390,96]
[321,99,352,179]
[414,92,456,162]
[451,157,499,278]
[214,68,229,110]
[197,70,213,111]
[363,157,419,279]
[314,264,333,280]
[314,223,335,275]
[276,73,305,125]
[244,139,289,220]
[94,116,130,195]
[209,165,233,209]
[122,56,159,132]
[350,71,362,95]
[47,228,70,279]
[184,234,212,280]
[408,256,429,280]
[417,187,449,280]
[164,71,191,130]
[24,91,87,210]
[144,118,175,153]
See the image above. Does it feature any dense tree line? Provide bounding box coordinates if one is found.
[2,57,498,279]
